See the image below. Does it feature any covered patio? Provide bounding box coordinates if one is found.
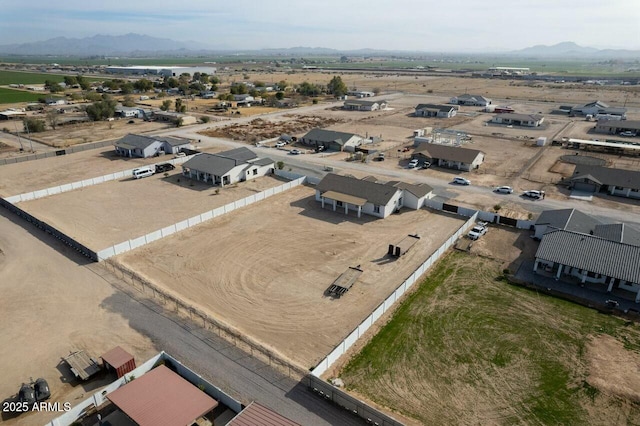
[320,190,367,218]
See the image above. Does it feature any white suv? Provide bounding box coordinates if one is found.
[453,177,471,185]
[408,159,419,168]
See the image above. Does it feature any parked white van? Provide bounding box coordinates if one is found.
[132,166,155,179]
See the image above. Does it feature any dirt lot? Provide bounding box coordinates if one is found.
[0,210,156,426]
[29,118,171,148]
[199,115,344,142]
[0,148,174,197]
[116,185,465,368]
[19,174,285,250]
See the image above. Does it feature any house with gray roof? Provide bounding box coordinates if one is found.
[491,113,544,127]
[567,164,640,199]
[114,134,191,158]
[570,100,627,119]
[315,173,433,218]
[595,119,640,135]
[450,94,492,107]
[181,147,274,186]
[300,128,364,152]
[533,208,602,240]
[412,143,485,171]
[414,104,458,118]
[533,208,640,302]
[343,99,387,111]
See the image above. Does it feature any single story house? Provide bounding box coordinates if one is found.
[114,134,191,158]
[450,94,491,107]
[570,101,627,119]
[414,104,458,118]
[567,164,640,199]
[347,90,375,98]
[300,128,364,152]
[0,109,27,120]
[412,143,485,171]
[491,113,544,127]
[315,173,433,218]
[343,99,387,111]
[534,230,640,302]
[233,94,254,102]
[595,119,640,135]
[181,147,274,187]
[533,208,603,240]
[115,106,142,118]
[153,111,198,125]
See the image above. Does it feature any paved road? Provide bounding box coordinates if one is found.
[85,263,367,426]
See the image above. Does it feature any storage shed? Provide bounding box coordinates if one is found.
[101,346,136,378]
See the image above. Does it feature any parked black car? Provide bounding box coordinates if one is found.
[34,378,50,402]
[18,384,35,406]
[155,163,175,173]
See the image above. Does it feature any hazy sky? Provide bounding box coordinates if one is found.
[2,0,639,51]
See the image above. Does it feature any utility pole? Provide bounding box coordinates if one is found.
[13,121,24,151]
[24,121,34,152]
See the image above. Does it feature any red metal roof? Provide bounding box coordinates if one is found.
[228,402,300,426]
[101,346,134,369]
[107,365,218,426]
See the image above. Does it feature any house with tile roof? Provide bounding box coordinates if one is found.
[181,147,274,186]
[315,173,433,218]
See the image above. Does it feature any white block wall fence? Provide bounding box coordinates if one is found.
[312,212,478,377]
[96,177,306,260]
[4,155,195,204]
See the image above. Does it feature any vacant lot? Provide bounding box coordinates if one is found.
[117,185,465,368]
[0,148,166,196]
[0,210,156,426]
[30,118,170,148]
[19,173,285,250]
[340,250,640,425]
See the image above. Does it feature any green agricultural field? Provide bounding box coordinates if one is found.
[0,87,47,103]
[0,70,104,85]
[340,251,640,425]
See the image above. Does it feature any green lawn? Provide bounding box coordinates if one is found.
[0,87,48,103]
[340,252,640,425]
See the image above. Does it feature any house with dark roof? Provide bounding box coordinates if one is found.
[412,144,485,171]
[595,119,640,135]
[533,208,602,240]
[567,164,640,199]
[491,113,544,127]
[300,128,364,152]
[181,147,274,186]
[315,173,433,218]
[533,209,640,302]
[343,99,387,111]
[450,94,492,107]
[570,100,627,119]
[114,134,191,158]
[414,104,458,118]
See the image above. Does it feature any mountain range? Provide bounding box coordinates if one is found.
[0,35,637,58]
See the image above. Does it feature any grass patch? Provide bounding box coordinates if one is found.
[340,252,640,425]
[0,87,47,103]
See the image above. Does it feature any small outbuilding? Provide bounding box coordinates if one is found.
[106,365,218,426]
[101,346,136,378]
